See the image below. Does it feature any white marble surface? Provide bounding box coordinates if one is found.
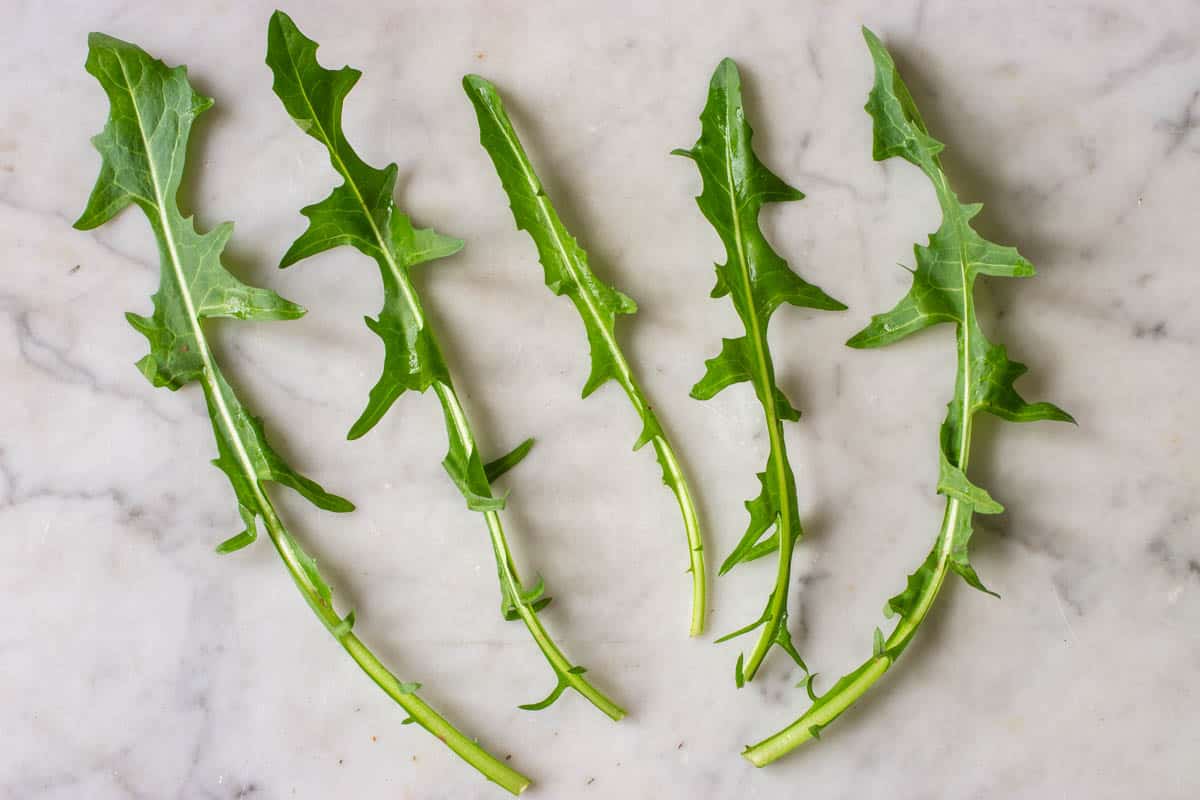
[4,0,1198,796]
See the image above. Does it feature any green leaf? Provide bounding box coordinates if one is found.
[500,574,552,621]
[884,546,939,622]
[75,32,533,796]
[518,674,572,712]
[484,437,535,483]
[466,72,708,636]
[936,451,1003,513]
[715,607,770,645]
[801,672,820,701]
[435,389,508,512]
[73,33,352,549]
[717,471,781,575]
[742,28,1073,766]
[847,25,1072,600]
[269,11,626,721]
[76,37,306,394]
[690,336,753,401]
[464,74,636,398]
[265,12,506,519]
[266,11,457,440]
[676,57,845,682]
[215,511,257,554]
[947,516,999,599]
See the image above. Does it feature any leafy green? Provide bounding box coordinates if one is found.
[267,10,624,722]
[74,32,530,795]
[674,58,846,684]
[484,437,535,483]
[464,74,708,636]
[742,28,1073,767]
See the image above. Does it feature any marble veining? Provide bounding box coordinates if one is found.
[3,0,1198,797]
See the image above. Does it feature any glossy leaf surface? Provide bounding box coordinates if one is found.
[268,11,624,721]
[675,58,844,683]
[75,32,530,794]
[466,74,708,636]
[743,29,1073,767]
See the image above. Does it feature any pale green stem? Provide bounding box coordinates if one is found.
[744,206,977,761]
[435,383,626,721]
[124,49,529,792]
[721,122,799,683]
[290,66,624,716]
[259,501,532,794]
[473,84,707,637]
[742,498,960,767]
[651,436,707,636]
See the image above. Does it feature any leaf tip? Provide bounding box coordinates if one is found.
[462,73,496,98]
[267,8,300,41]
[845,330,871,349]
[802,671,820,702]
[86,31,126,53]
[861,25,891,62]
[714,56,741,84]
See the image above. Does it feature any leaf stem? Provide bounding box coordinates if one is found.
[189,302,529,789]
[601,346,708,638]
[598,340,708,638]
[743,307,975,763]
[612,366,706,637]
[273,32,622,716]
[465,76,707,636]
[748,26,1075,767]
[744,173,977,760]
[721,117,798,684]
[743,499,960,765]
[257,501,531,794]
[435,383,626,720]
[89,31,528,793]
[173,216,528,789]
[650,436,707,636]
[740,421,795,684]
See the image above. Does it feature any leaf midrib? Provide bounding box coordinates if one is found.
[277,46,503,504]
[280,45,427,333]
[118,53,268,517]
[880,65,972,618]
[278,51,595,667]
[481,98,641,407]
[899,152,973,632]
[720,106,794,558]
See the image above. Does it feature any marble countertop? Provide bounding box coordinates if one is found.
[4,0,1197,797]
